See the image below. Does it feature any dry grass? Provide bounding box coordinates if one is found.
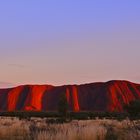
[0,117,140,140]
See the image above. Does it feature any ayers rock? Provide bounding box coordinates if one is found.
[0,80,140,112]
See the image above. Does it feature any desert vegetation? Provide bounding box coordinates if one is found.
[0,117,140,140]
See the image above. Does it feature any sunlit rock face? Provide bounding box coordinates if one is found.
[0,80,140,112]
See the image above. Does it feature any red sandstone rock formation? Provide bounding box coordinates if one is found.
[0,80,140,112]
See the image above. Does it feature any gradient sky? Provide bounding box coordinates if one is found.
[0,0,140,88]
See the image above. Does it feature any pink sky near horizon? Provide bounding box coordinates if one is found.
[1,37,140,88]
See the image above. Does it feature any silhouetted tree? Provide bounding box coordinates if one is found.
[58,93,69,118]
[124,100,140,118]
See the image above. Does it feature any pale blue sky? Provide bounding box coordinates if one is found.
[0,0,140,87]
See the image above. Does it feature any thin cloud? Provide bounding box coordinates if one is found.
[8,64,26,68]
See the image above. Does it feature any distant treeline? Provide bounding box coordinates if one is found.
[0,111,130,120]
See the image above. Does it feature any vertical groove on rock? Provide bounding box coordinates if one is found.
[66,87,70,103]
[71,86,80,111]
[8,86,24,111]
[16,86,30,110]
[24,85,47,111]
[41,86,54,111]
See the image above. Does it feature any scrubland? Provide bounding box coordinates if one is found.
[0,117,140,140]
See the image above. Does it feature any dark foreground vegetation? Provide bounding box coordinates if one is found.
[0,111,138,121]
